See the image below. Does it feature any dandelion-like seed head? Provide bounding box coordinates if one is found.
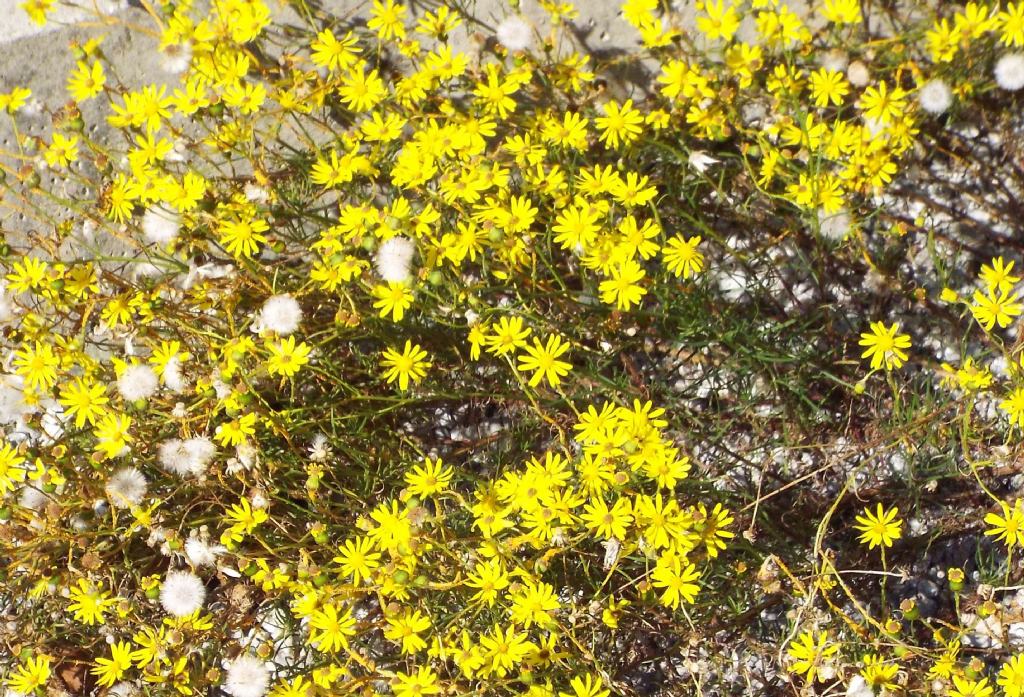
[374,236,416,283]
[104,467,148,508]
[496,16,533,52]
[223,655,270,697]
[117,364,159,402]
[159,570,206,617]
[918,78,953,114]
[996,53,1024,91]
[256,295,302,336]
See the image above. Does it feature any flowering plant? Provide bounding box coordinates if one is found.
[4,0,1024,695]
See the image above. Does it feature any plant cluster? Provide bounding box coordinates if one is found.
[3,0,1024,696]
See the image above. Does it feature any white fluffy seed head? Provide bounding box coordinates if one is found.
[374,236,416,283]
[184,537,224,567]
[141,205,181,246]
[496,16,533,52]
[918,78,953,114]
[158,437,217,477]
[257,295,302,335]
[117,364,159,401]
[163,356,187,393]
[160,42,192,76]
[995,53,1024,90]
[224,655,271,697]
[160,570,206,617]
[105,467,148,508]
[846,60,870,87]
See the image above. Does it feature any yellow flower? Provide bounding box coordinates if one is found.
[405,457,453,498]
[980,256,1021,295]
[999,2,1024,47]
[951,675,994,697]
[310,150,357,188]
[380,340,430,390]
[926,18,962,63]
[662,235,704,278]
[650,551,701,608]
[1001,386,1024,428]
[985,499,1024,548]
[93,413,133,459]
[44,133,79,168]
[225,497,268,534]
[0,87,32,114]
[601,596,630,629]
[464,558,510,606]
[498,195,538,234]
[486,316,532,357]
[215,412,257,448]
[384,608,432,654]
[809,67,850,107]
[171,76,210,116]
[222,80,266,115]
[372,282,415,322]
[7,655,51,695]
[266,336,311,378]
[338,66,387,113]
[858,81,908,124]
[509,580,560,629]
[696,0,740,41]
[821,0,860,24]
[309,603,357,653]
[367,0,407,40]
[559,674,610,697]
[20,0,54,25]
[582,496,633,540]
[622,0,657,27]
[999,654,1024,697]
[105,174,142,223]
[92,641,133,688]
[971,288,1023,331]
[270,676,314,697]
[786,631,838,683]
[594,99,644,149]
[860,653,899,690]
[0,443,27,495]
[67,60,106,102]
[517,334,572,388]
[219,217,269,259]
[333,536,381,585]
[480,624,533,677]
[858,321,911,371]
[58,378,109,428]
[853,503,902,549]
[67,578,115,626]
[599,259,647,310]
[393,666,440,697]
[14,340,60,392]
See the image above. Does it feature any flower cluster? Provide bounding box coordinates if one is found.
[5,0,1024,695]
